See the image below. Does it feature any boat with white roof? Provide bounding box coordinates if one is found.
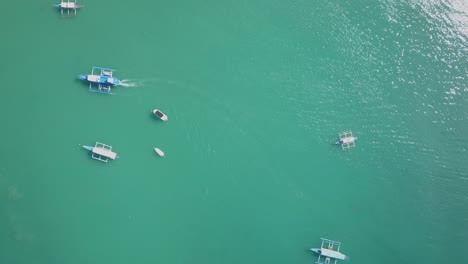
[310,238,349,264]
[83,142,118,163]
[154,148,164,157]
[54,0,83,16]
[335,130,357,150]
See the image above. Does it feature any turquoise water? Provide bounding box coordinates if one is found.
[1,1,467,263]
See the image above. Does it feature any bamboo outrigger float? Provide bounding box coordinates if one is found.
[83,142,118,162]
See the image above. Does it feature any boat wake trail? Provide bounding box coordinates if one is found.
[120,80,140,87]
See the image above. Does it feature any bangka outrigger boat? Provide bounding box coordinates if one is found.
[82,142,118,163]
[335,130,357,150]
[310,238,349,264]
[54,0,83,16]
[78,66,121,94]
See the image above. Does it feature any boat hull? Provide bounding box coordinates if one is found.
[77,74,87,81]
[54,3,83,9]
[336,137,357,145]
[82,145,93,151]
[78,74,121,87]
[311,248,348,261]
[154,148,165,157]
[310,248,321,254]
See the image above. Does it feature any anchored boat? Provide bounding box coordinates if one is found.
[78,66,121,94]
[335,130,357,150]
[310,238,349,264]
[54,0,83,16]
[152,109,168,121]
[83,142,118,162]
[154,148,164,157]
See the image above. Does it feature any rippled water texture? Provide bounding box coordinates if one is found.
[285,1,467,262]
[0,1,467,264]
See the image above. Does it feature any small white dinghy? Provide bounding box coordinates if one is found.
[154,148,165,157]
[152,109,168,121]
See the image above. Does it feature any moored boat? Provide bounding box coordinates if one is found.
[335,136,357,145]
[154,148,165,157]
[310,238,349,264]
[336,130,357,150]
[152,109,168,121]
[82,142,118,163]
[54,0,83,16]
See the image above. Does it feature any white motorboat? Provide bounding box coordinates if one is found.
[152,109,168,121]
[154,148,164,157]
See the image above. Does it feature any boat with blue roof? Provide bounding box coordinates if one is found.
[78,66,121,94]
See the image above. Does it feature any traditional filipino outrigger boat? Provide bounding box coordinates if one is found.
[78,66,121,94]
[335,130,357,150]
[54,0,83,16]
[310,238,349,264]
[82,142,118,162]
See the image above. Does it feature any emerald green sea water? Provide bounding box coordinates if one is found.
[1,1,467,263]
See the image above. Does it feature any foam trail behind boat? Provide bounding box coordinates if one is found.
[119,80,140,87]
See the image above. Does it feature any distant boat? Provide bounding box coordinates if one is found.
[335,136,357,145]
[54,0,83,16]
[311,238,349,264]
[154,148,165,157]
[83,142,118,163]
[153,109,168,121]
[335,130,357,150]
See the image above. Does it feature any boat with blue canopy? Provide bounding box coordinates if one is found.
[78,66,121,94]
